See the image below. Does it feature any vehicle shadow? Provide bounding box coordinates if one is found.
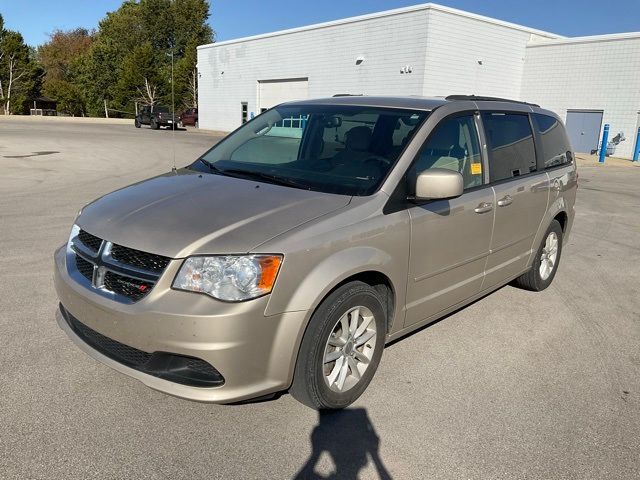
[293,408,392,480]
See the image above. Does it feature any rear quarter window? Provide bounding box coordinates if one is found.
[532,113,572,169]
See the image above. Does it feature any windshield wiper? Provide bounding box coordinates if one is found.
[198,158,223,172]
[222,169,312,190]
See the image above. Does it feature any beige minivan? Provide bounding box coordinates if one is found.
[55,95,576,409]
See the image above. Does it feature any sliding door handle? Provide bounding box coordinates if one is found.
[474,202,493,214]
[497,195,513,207]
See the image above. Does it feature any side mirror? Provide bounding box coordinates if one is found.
[414,168,464,200]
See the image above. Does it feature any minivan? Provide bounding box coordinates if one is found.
[55,95,577,409]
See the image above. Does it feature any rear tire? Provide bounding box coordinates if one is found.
[290,281,386,410]
[134,118,141,128]
[512,219,563,291]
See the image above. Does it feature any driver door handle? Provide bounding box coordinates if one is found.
[497,195,513,207]
[474,202,493,214]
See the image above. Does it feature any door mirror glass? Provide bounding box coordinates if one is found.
[415,169,464,200]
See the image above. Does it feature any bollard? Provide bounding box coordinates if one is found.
[599,124,609,163]
[634,127,640,162]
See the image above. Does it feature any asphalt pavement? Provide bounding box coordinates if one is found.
[1,118,638,479]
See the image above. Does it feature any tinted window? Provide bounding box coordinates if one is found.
[533,113,572,168]
[482,113,536,182]
[412,115,483,190]
[195,105,429,196]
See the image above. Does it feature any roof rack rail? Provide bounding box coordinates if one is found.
[332,93,364,97]
[445,95,539,107]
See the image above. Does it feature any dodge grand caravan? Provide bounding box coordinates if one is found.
[54,95,576,409]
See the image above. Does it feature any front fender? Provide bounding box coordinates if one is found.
[268,246,397,316]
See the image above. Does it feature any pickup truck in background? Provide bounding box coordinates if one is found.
[135,105,176,130]
[179,108,198,127]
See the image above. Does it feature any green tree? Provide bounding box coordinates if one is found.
[38,28,93,115]
[116,42,168,109]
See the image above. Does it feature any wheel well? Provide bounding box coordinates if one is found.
[554,211,568,232]
[329,271,396,333]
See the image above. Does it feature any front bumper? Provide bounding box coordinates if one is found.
[54,246,307,403]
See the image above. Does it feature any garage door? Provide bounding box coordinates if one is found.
[258,78,308,112]
[565,110,603,153]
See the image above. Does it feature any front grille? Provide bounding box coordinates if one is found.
[61,305,225,388]
[70,230,171,303]
[111,244,170,273]
[75,255,94,281]
[104,271,153,303]
[78,229,102,252]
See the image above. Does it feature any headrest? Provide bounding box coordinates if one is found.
[345,126,372,152]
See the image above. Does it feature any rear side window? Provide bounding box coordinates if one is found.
[482,112,537,182]
[532,113,572,169]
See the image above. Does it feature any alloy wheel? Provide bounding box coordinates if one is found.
[539,231,559,280]
[322,306,377,393]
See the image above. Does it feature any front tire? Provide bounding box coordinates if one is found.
[150,119,159,130]
[290,281,386,410]
[513,219,563,291]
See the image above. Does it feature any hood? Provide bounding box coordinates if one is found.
[76,169,351,258]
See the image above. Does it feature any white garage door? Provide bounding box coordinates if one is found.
[258,78,308,112]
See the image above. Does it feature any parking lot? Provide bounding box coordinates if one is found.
[1,117,639,479]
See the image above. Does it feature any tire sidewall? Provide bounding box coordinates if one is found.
[302,284,386,409]
[531,220,563,290]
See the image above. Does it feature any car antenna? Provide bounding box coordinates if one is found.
[169,45,177,174]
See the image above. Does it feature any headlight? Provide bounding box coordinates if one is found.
[172,255,283,301]
[67,224,80,253]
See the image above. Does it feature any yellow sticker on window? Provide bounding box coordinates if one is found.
[471,163,482,175]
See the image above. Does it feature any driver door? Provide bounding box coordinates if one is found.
[404,113,495,327]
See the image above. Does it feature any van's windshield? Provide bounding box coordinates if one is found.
[193,105,429,195]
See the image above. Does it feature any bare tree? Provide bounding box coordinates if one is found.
[137,77,157,106]
[3,52,28,114]
[0,30,31,115]
[188,68,197,109]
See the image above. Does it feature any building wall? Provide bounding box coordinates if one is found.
[522,34,640,158]
[197,7,431,132]
[197,4,559,132]
[423,9,548,99]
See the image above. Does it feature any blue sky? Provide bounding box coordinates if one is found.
[1,0,639,46]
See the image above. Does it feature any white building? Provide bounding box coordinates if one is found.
[197,3,640,158]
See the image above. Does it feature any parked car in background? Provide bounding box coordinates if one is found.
[55,95,576,410]
[135,105,176,130]
[179,108,198,127]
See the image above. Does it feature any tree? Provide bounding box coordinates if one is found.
[1,1,214,116]
[38,28,93,115]
[0,18,40,115]
[116,42,167,109]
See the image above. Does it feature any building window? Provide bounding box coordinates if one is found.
[241,102,248,124]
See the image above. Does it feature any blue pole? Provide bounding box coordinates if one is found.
[633,127,640,162]
[599,124,609,163]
